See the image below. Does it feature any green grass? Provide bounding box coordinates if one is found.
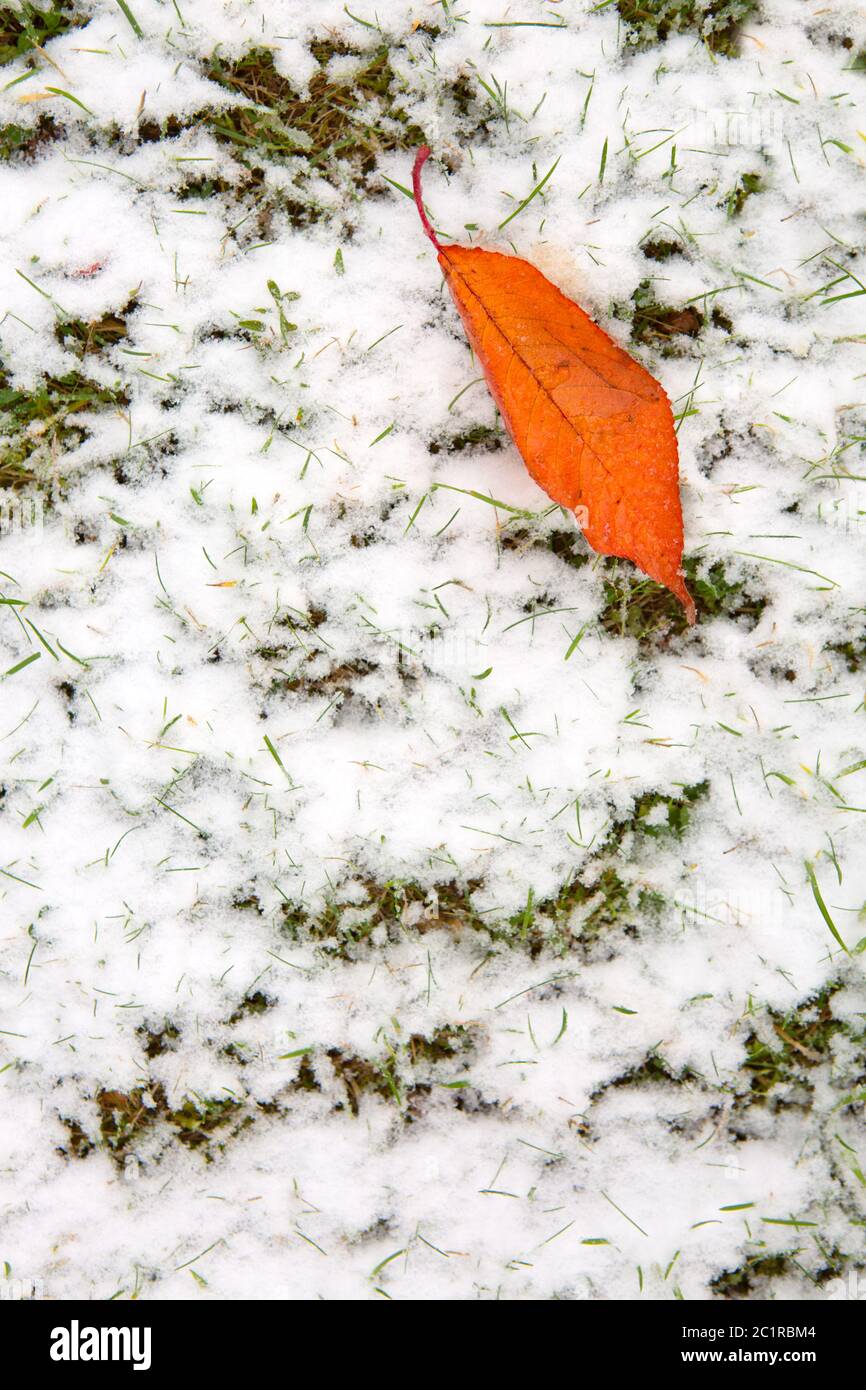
[280,876,485,956]
[266,655,378,704]
[711,982,866,1295]
[615,0,758,57]
[328,1048,402,1116]
[58,1084,249,1166]
[641,236,686,262]
[826,631,866,673]
[628,278,733,351]
[0,367,127,491]
[63,1007,476,1153]
[54,298,136,358]
[329,1025,478,1117]
[603,1047,701,1091]
[724,171,763,218]
[138,1022,180,1059]
[226,990,273,1024]
[710,1253,795,1298]
[0,115,63,161]
[428,423,505,456]
[599,557,767,641]
[7,5,862,1303]
[277,783,707,960]
[203,41,426,224]
[488,521,766,643]
[0,1,85,67]
[740,985,859,1104]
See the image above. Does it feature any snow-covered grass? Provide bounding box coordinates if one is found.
[0,0,864,1301]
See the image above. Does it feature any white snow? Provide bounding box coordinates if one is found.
[0,0,864,1301]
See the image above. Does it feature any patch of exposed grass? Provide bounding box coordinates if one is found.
[826,631,866,673]
[545,527,592,570]
[503,867,661,958]
[55,296,136,359]
[0,1,85,67]
[739,986,859,1107]
[96,1085,161,1156]
[57,1116,93,1159]
[628,279,731,350]
[0,114,63,160]
[523,783,707,951]
[62,1084,249,1165]
[499,523,591,571]
[441,71,499,144]
[226,991,273,1024]
[408,1025,475,1064]
[280,876,486,957]
[230,890,264,914]
[641,236,685,261]
[710,1253,793,1298]
[174,171,233,202]
[138,1022,180,1060]
[279,783,706,959]
[169,1095,245,1151]
[328,1023,478,1116]
[161,41,471,269]
[628,780,710,839]
[724,171,763,218]
[615,0,757,57]
[275,603,328,634]
[503,531,764,642]
[428,423,504,455]
[599,557,767,642]
[598,1048,701,1093]
[328,1047,401,1115]
[269,656,378,703]
[0,367,127,491]
[291,1054,320,1093]
[204,41,426,223]
[534,864,632,951]
[135,113,186,143]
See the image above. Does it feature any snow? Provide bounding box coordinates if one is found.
[0,0,864,1301]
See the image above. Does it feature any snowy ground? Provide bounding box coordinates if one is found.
[1,0,865,1302]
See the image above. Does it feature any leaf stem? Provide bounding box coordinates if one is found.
[412,146,442,252]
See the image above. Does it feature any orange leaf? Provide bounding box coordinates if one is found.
[412,148,694,623]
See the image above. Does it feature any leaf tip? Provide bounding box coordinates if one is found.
[681,584,696,626]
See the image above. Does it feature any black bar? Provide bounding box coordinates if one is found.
[7,1293,853,1376]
